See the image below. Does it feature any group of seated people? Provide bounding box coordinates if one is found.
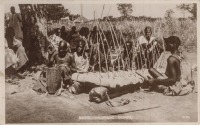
[5,23,193,96]
[5,27,28,79]
[44,25,192,96]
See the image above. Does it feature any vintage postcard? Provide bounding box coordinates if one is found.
[1,0,199,124]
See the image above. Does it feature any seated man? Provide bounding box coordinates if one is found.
[89,39,112,72]
[119,40,134,71]
[5,37,28,79]
[5,38,19,79]
[74,40,89,72]
[56,28,62,38]
[33,41,74,94]
[67,26,79,42]
[67,26,80,53]
[136,26,163,69]
[5,38,18,69]
[55,40,77,88]
[60,26,67,41]
[79,27,90,53]
[90,26,99,45]
[13,36,28,74]
[146,36,187,94]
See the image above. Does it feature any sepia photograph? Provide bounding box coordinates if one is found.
[4,0,198,123]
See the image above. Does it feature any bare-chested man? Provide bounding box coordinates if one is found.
[55,40,77,88]
[147,36,182,93]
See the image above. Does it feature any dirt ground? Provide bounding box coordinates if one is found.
[5,52,198,123]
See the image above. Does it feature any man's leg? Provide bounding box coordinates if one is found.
[59,66,72,88]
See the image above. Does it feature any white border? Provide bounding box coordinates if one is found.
[0,0,199,125]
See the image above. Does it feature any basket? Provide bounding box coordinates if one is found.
[46,67,62,94]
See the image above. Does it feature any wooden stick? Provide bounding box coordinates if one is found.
[108,23,125,70]
[118,28,131,70]
[135,71,148,81]
[98,30,109,72]
[110,106,161,115]
[100,4,105,19]
[139,45,145,70]
[97,23,113,75]
[104,22,119,70]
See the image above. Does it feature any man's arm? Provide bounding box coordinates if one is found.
[141,43,148,50]
[148,56,179,86]
[47,51,58,67]
[17,14,22,22]
[70,54,77,73]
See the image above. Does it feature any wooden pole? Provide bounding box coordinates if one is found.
[81,4,83,17]
[110,106,161,115]
[101,4,105,19]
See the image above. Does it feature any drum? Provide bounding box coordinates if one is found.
[46,67,62,94]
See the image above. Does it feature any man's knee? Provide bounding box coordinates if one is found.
[59,66,66,71]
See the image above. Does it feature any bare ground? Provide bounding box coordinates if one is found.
[5,52,198,123]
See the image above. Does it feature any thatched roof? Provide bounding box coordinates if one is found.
[73,16,89,23]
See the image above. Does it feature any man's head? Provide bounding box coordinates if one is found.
[61,26,65,33]
[58,40,68,58]
[124,40,133,51]
[79,27,89,38]
[56,28,61,36]
[144,26,152,40]
[93,26,98,34]
[164,36,181,51]
[27,5,32,12]
[10,6,15,14]
[71,26,76,32]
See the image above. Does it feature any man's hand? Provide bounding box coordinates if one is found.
[77,69,87,73]
[157,76,167,80]
[147,78,155,85]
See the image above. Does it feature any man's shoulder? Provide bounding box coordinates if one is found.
[56,53,73,60]
[138,36,146,45]
[73,52,78,57]
[9,13,19,17]
[138,35,145,40]
[168,54,181,64]
[52,50,58,56]
[150,36,156,41]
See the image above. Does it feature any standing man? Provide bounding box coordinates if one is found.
[136,26,163,69]
[8,6,23,40]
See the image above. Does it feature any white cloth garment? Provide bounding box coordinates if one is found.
[74,52,89,72]
[138,35,155,45]
[5,38,18,69]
